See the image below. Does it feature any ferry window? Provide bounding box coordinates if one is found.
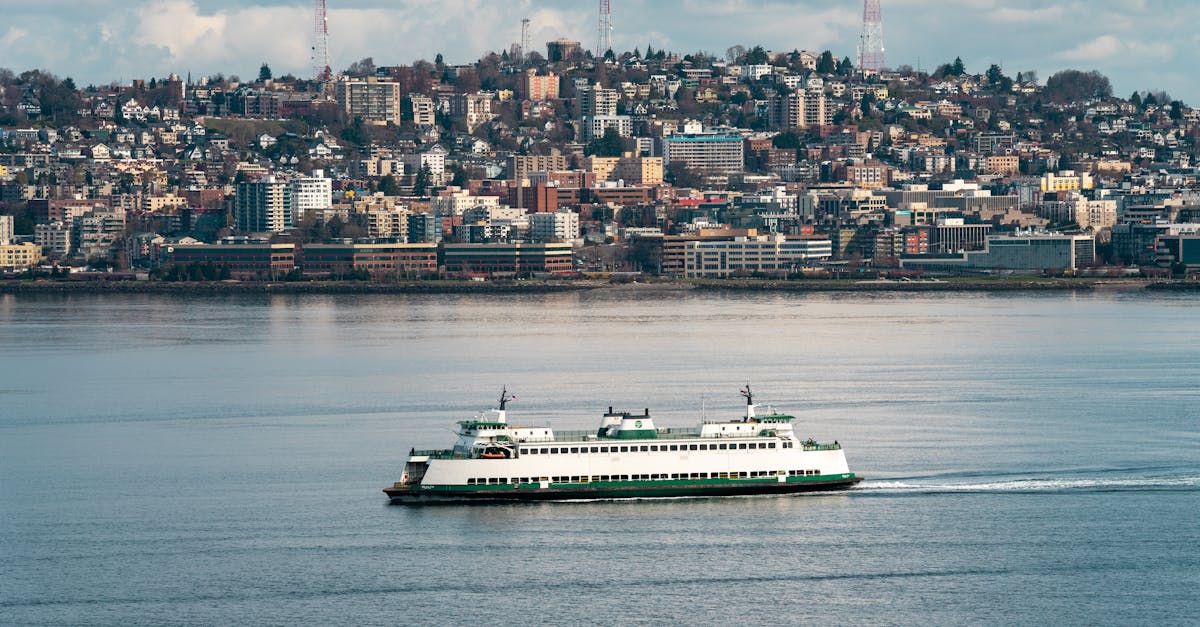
[650,445,659,451]
[691,444,699,451]
[719,443,728,450]
[620,446,629,453]
[639,445,649,452]
[769,443,776,449]
[570,447,579,454]
[467,478,475,485]
[620,475,629,480]
[739,443,748,449]
[571,476,581,482]
[600,446,609,453]
[550,448,558,454]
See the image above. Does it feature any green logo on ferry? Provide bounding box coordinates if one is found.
[635,420,643,428]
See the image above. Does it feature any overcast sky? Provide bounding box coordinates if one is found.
[2,0,1195,103]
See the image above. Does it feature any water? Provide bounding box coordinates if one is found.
[2,289,1198,625]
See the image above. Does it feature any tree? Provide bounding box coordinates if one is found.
[258,63,272,82]
[412,164,432,196]
[816,51,836,74]
[745,45,769,65]
[585,127,629,157]
[664,161,703,189]
[346,57,376,77]
[837,57,854,76]
[772,131,801,150]
[1129,91,1142,108]
[378,174,400,196]
[1044,70,1112,103]
[986,64,1013,93]
[950,57,966,77]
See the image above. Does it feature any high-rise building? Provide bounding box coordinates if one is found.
[769,89,830,129]
[530,210,581,242]
[236,177,293,233]
[289,170,332,218]
[0,214,12,245]
[523,70,560,102]
[407,213,442,244]
[449,93,496,132]
[663,136,745,174]
[334,77,402,125]
[410,95,436,126]
[580,83,618,118]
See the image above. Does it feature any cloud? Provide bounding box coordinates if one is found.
[1057,34,1172,63]
[988,6,1068,22]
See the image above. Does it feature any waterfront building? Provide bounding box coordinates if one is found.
[900,233,1096,274]
[677,234,833,279]
[442,242,574,276]
[0,214,12,245]
[300,242,438,278]
[35,221,73,257]
[74,208,127,260]
[0,242,42,271]
[167,243,297,280]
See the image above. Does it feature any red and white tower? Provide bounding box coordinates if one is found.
[312,0,331,82]
[597,0,613,57]
[857,0,885,74]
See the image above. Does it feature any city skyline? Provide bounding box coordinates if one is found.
[2,0,1194,103]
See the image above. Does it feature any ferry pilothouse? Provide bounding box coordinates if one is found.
[384,387,863,503]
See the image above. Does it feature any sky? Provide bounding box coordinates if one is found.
[2,0,1196,103]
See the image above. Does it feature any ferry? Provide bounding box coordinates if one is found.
[384,387,862,503]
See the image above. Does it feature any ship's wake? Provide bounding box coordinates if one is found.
[856,471,1200,496]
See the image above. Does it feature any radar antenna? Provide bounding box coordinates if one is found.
[498,387,513,410]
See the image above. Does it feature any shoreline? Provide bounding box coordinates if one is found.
[0,277,1186,295]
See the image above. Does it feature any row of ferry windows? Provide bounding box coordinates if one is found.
[466,469,823,485]
[521,441,790,455]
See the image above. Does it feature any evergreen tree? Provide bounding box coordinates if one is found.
[378,174,400,196]
[258,63,272,82]
[950,57,966,77]
[1130,91,1142,108]
[816,51,836,74]
[412,164,432,196]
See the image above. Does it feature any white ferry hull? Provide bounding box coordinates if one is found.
[384,473,862,503]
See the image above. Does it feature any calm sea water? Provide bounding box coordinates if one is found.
[1,289,1198,626]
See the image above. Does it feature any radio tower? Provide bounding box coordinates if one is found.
[521,17,531,63]
[312,0,331,81]
[857,0,885,74]
[596,0,612,58]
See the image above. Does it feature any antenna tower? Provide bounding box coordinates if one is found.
[312,0,331,81]
[521,18,531,63]
[857,0,885,74]
[597,0,612,58]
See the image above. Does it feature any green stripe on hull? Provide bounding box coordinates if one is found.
[385,474,862,503]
